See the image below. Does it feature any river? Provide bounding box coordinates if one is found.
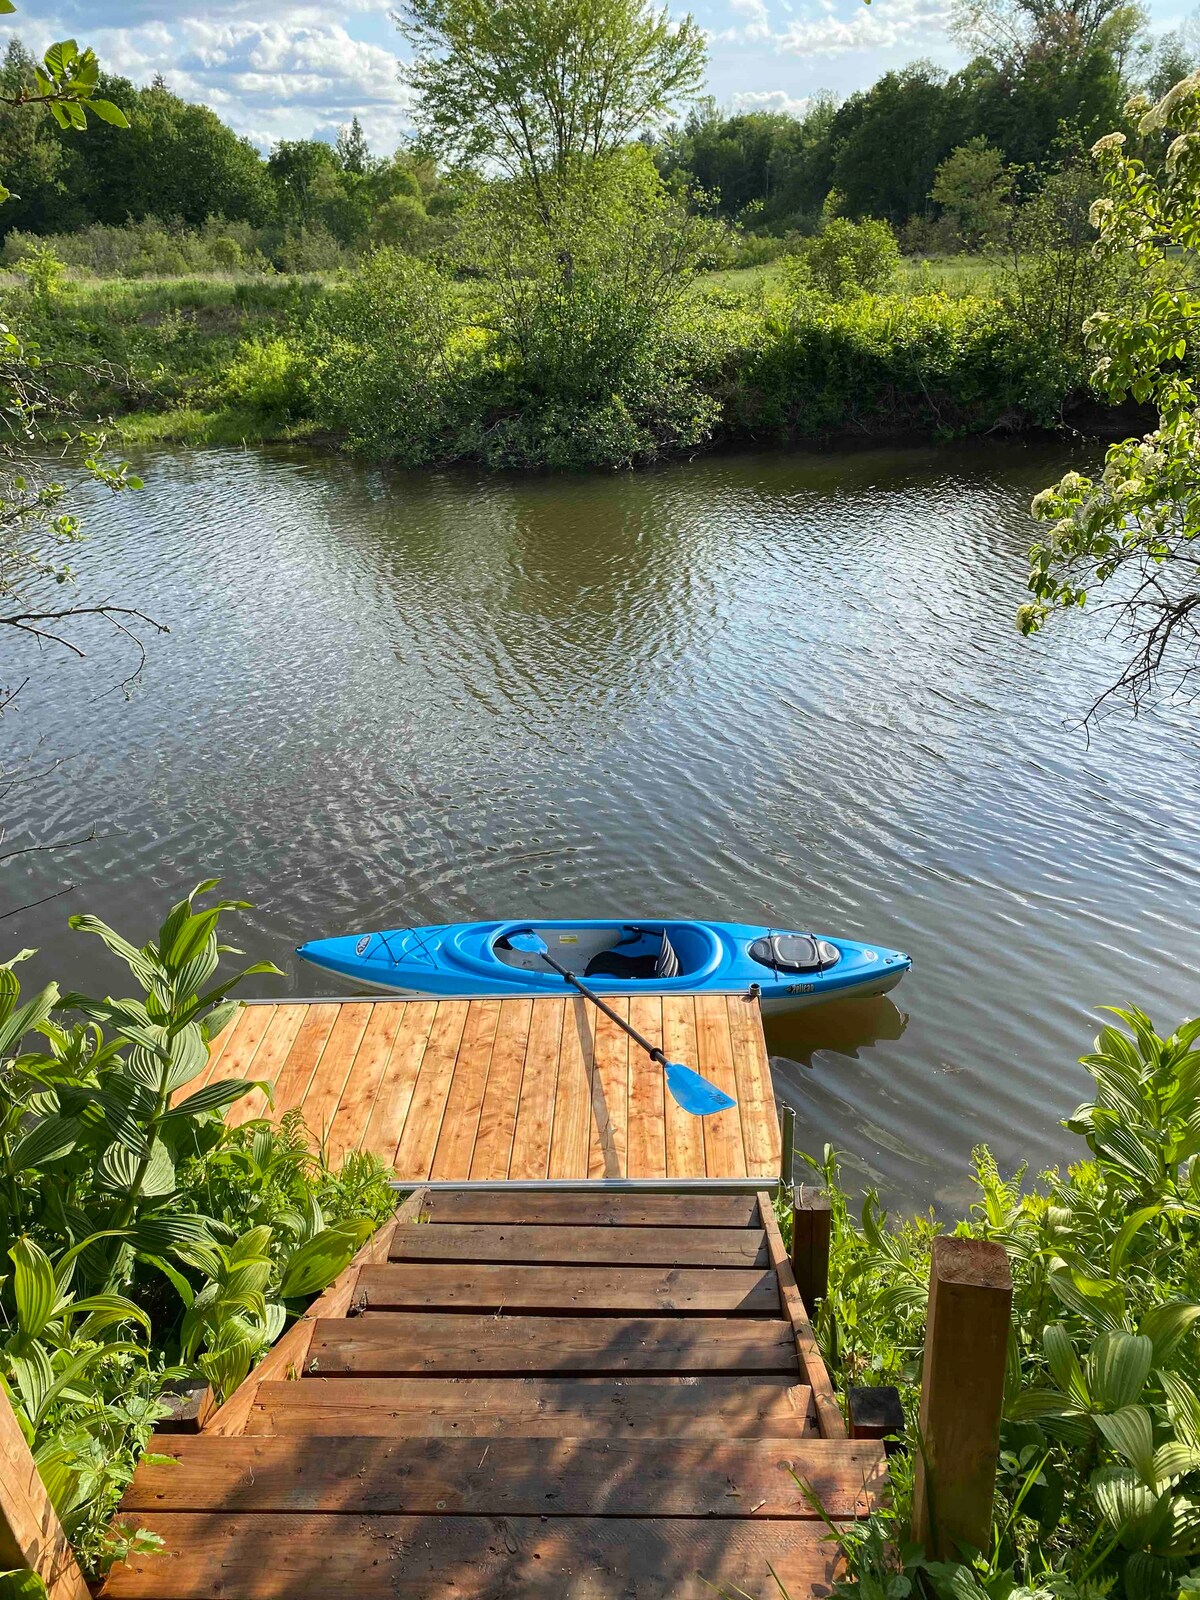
[4,439,1197,1212]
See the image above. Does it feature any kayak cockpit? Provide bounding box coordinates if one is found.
[491,922,713,982]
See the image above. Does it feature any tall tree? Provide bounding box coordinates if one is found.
[395,0,706,211]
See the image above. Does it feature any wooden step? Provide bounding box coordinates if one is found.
[419,1191,763,1228]
[358,1262,780,1315]
[122,1435,885,1517]
[390,1222,769,1267]
[246,1375,820,1438]
[102,1513,845,1599]
[308,1313,798,1377]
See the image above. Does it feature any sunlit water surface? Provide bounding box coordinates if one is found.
[5,440,1197,1210]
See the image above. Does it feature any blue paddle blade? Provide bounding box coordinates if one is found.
[509,930,548,955]
[664,1059,737,1117]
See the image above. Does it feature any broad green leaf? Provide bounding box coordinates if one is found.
[86,97,127,127]
[163,1078,261,1122]
[98,1141,143,1193]
[66,915,157,987]
[1140,1302,1200,1365]
[1152,1441,1200,1484]
[277,1226,359,1301]
[9,1238,57,1341]
[1044,1321,1090,1406]
[1096,1405,1157,1484]
[9,1113,79,1170]
[129,1212,216,1254]
[1049,1268,1125,1331]
[0,984,59,1060]
[1110,1206,1161,1275]
[1090,1465,1171,1547]
[1089,1332,1153,1411]
[0,1568,49,1600]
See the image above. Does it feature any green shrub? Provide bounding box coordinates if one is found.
[0,883,396,1574]
[220,335,309,417]
[792,1007,1200,1600]
[789,216,901,301]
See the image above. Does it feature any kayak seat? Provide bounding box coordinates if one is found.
[585,931,681,981]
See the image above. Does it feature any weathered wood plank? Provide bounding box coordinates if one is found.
[359,1001,438,1167]
[548,997,596,1179]
[758,1192,846,1440]
[430,998,501,1180]
[123,1435,884,1518]
[728,997,780,1177]
[104,1513,845,1600]
[662,995,705,1179]
[507,997,564,1180]
[389,1223,770,1267]
[469,997,532,1180]
[248,1374,817,1439]
[209,1003,276,1105]
[420,1191,762,1229]
[393,1003,468,1178]
[358,1263,780,1315]
[695,993,747,1179]
[625,994,665,1178]
[0,1380,90,1600]
[307,1313,798,1375]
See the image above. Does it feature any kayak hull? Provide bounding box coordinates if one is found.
[296,919,911,1013]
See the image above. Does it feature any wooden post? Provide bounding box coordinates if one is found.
[911,1236,1012,1559]
[779,1104,795,1186]
[791,1184,831,1312]
[0,1381,91,1600]
[848,1385,906,1455]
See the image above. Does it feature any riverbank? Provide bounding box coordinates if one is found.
[12,260,1123,466]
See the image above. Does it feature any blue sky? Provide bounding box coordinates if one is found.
[8,0,1195,155]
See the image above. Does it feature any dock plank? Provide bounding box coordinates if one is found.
[389,1223,769,1267]
[358,1001,438,1166]
[589,1004,630,1180]
[307,1312,798,1375]
[247,1374,817,1438]
[393,1002,468,1178]
[696,994,747,1179]
[123,1435,883,1517]
[286,1003,369,1142]
[103,1513,845,1600]
[728,997,781,1178]
[625,995,665,1178]
[469,997,532,1180]
[323,1004,406,1165]
[429,999,501,1180]
[548,997,596,1179]
[508,999,564,1180]
[419,1192,762,1228]
[359,1263,780,1315]
[266,1004,339,1121]
[227,1004,309,1125]
[662,996,706,1178]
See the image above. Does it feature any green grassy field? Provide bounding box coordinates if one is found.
[696,254,1000,296]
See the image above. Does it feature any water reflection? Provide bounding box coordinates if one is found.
[3,438,1197,1211]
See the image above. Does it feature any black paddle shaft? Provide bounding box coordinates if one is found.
[536,949,666,1066]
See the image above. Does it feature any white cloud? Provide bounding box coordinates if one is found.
[15,2,414,151]
[772,0,953,55]
[729,87,813,114]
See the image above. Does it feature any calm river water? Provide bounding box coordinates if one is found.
[4,440,1197,1211]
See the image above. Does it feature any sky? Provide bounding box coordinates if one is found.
[7,0,1195,156]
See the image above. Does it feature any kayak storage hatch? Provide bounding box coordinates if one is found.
[296,919,912,1013]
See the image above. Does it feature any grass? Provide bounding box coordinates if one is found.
[695,253,1000,298]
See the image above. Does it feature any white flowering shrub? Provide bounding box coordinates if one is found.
[1020,74,1200,716]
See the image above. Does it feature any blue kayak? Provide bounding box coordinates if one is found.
[296,919,911,1013]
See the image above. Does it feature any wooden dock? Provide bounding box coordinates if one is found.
[200,992,781,1182]
[106,1186,884,1600]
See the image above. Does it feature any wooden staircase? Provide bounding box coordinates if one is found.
[105,1187,886,1599]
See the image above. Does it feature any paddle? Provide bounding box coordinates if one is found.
[506,929,737,1117]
